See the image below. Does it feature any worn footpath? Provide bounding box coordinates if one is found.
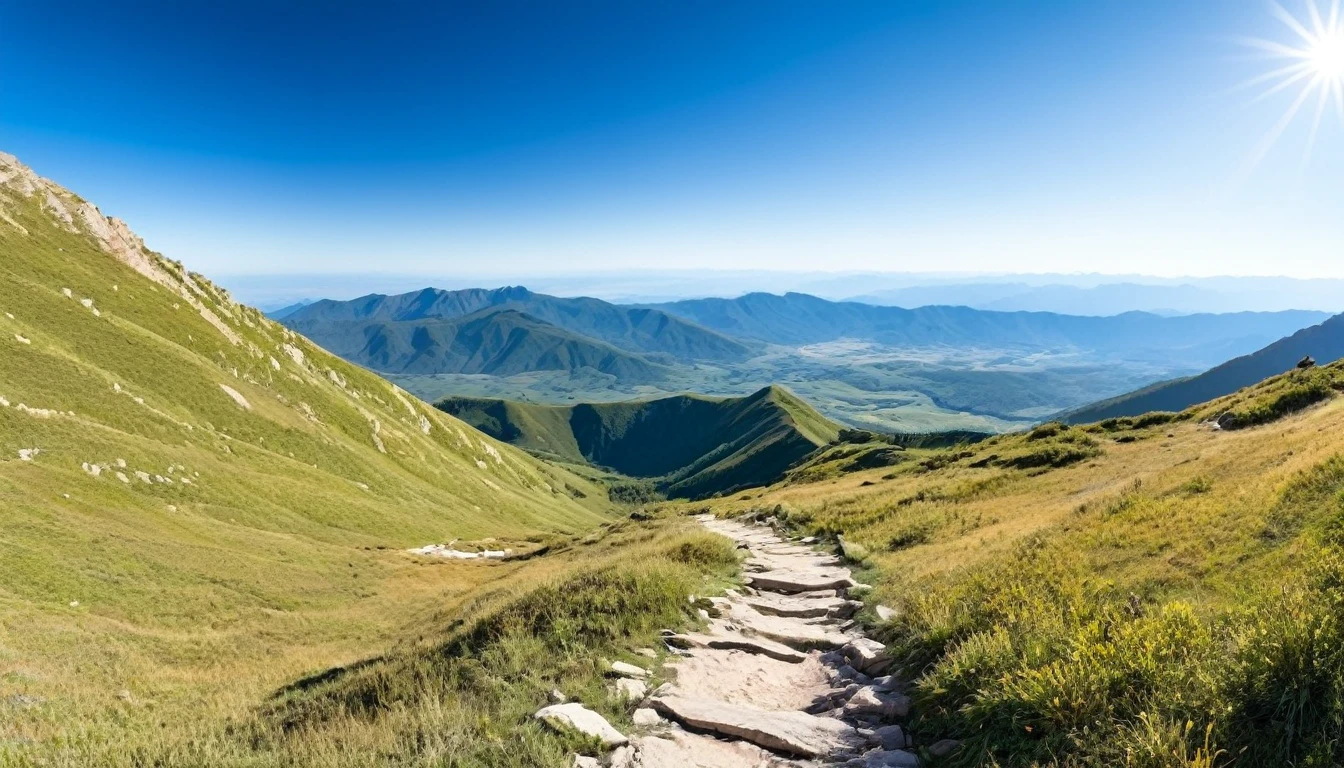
[536,514,960,767]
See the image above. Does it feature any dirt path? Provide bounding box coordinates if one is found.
[558,515,957,767]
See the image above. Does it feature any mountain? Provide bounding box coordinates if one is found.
[1063,312,1344,423]
[650,292,1328,366]
[284,286,755,364]
[438,385,842,498]
[0,152,615,756]
[264,299,314,319]
[284,306,670,381]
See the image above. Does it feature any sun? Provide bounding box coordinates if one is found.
[1239,0,1344,164]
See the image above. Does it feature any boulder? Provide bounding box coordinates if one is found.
[748,569,856,594]
[651,694,866,758]
[612,677,649,701]
[611,661,649,679]
[534,703,628,747]
[842,639,893,675]
[841,749,920,767]
[632,707,662,726]
[928,739,961,758]
[573,756,601,768]
[875,605,897,622]
[867,724,907,750]
[844,687,910,719]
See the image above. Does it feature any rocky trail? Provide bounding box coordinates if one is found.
[536,515,959,767]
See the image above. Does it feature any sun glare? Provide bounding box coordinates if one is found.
[1240,0,1344,164]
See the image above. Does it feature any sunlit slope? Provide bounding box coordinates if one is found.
[695,362,1344,766]
[439,385,843,498]
[0,152,612,729]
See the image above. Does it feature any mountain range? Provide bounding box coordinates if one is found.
[438,385,841,499]
[1064,311,1344,423]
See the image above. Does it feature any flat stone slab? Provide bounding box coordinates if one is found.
[668,632,808,664]
[535,703,629,747]
[727,606,853,651]
[632,729,804,767]
[748,569,856,594]
[742,593,859,620]
[651,694,866,758]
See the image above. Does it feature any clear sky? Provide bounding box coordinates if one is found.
[2,0,1342,279]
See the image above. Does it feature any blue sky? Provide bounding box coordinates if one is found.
[3,0,1342,280]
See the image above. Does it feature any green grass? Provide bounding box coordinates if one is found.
[0,165,617,761]
[680,364,1344,767]
[438,385,843,499]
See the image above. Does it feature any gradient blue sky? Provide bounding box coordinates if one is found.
[3,0,1342,279]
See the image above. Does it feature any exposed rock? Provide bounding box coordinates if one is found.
[842,639,893,676]
[651,694,866,758]
[927,739,961,758]
[611,661,649,679]
[613,677,649,701]
[748,569,857,594]
[875,605,897,622]
[840,749,920,767]
[632,707,663,727]
[666,632,808,664]
[535,703,629,747]
[573,756,601,768]
[843,687,910,719]
[635,648,658,659]
[866,725,907,751]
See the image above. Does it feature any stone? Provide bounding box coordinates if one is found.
[748,569,856,594]
[875,605,897,622]
[573,757,600,768]
[534,703,629,747]
[867,724,907,750]
[549,688,568,704]
[651,694,866,758]
[667,632,808,663]
[723,605,852,651]
[842,639,893,675]
[635,647,658,659]
[632,707,663,726]
[611,661,649,679]
[613,677,649,701]
[844,687,911,719]
[928,739,961,758]
[609,745,635,767]
[842,749,921,767]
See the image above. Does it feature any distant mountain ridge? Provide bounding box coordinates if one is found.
[649,292,1328,366]
[286,307,670,381]
[285,286,754,364]
[438,385,842,499]
[1063,312,1344,423]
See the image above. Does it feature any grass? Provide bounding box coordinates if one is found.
[438,385,842,499]
[667,364,1344,766]
[0,172,617,762]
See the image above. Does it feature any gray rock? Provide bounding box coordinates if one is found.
[843,748,921,767]
[549,689,569,704]
[844,687,911,719]
[573,757,601,768]
[843,639,893,675]
[632,707,663,726]
[748,569,857,594]
[927,739,961,758]
[534,703,629,747]
[667,631,808,663]
[612,677,649,701]
[867,724,907,750]
[611,661,649,679]
[635,647,658,659]
[875,605,897,622]
[651,694,867,757]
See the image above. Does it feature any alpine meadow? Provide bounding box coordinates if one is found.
[5,1,1344,767]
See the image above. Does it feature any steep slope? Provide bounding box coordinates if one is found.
[439,385,843,498]
[1063,312,1344,423]
[651,292,1327,366]
[0,152,612,753]
[285,286,756,364]
[287,306,670,381]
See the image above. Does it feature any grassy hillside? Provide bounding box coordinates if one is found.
[439,385,843,499]
[285,306,670,381]
[0,152,615,761]
[1064,311,1344,423]
[285,286,756,364]
[651,291,1326,365]
[685,361,1344,766]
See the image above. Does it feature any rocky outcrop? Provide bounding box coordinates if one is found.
[534,703,629,747]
